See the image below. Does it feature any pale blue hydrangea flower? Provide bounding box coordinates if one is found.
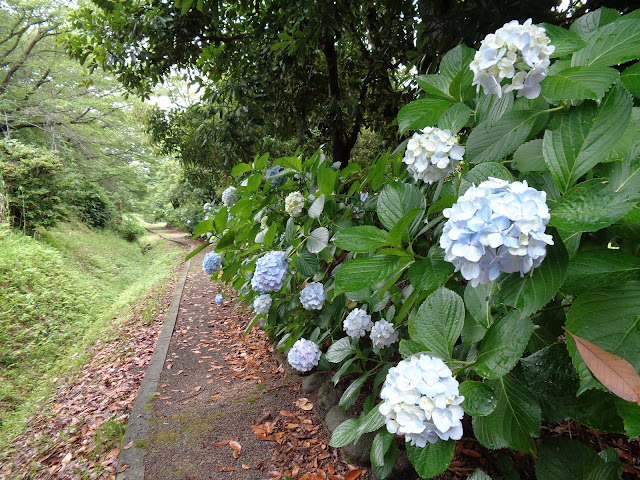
[215,294,224,305]
[222,186,238,207]
[266,165,285,188]
[379,354,465,447]
[343,308,373,338]
[360,192,369,202]
[370,319,399,349]
[403,127,465,184]
[287,338,322,372]
[251,251,289,293]
[285,191,305,217]
[203,252,222,275]
[440,177,553,287]
[253,294,272,314]
[299,282,326,310]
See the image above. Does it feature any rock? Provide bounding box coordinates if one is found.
[372,446,418,480]
[315,381,343,416]
[324,405,351,434]
[341,431,375,467]
[301,372,330,393]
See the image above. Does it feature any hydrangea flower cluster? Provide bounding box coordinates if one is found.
[203,252,222,275]
[287,338,322,372]
[403,127,465,184]
[343,308,373,338]
[266,165,285,188]
[215,294,224,305]
[253,294,272,314]
[222,186,238,207]
[299,282,326,310]
[440,177,553,287]
[470,19,555,99]
[285,191,305,217]
[370,320,399,349]
[251,251,289,293]
[379,354,465,447]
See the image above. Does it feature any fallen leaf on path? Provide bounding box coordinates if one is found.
[241,464,251,470]
[194,385,202,392]
[123,441,134,450]
[294,397,313,411]
[212,440,230,446]
[229,440,242,459]
[216,466,235,472]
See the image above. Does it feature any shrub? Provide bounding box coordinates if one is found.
[66,179,117,228]
[117,217,146,242]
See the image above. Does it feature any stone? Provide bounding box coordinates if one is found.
[373,446,418,480]
[315,381,343,416]
[324,405,351,434]
[301,372,330,393]
[341,431,375,467]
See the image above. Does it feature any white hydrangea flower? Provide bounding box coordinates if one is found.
[343,308,373,338]
[215,294,224,305]
[287,338,322,372]
[222,186,238,207]
[203,252,222,275]
[470,19,555,99]
[285,191,305,217]
[299,282,326,310]
[251,251,289,293]
[260,217,268,230]
[440,177,554,287]
[370,319,399,349]
[253,294,272,314]
[203,202,211,210]
[403,127,465,184]
[379,354,465,447]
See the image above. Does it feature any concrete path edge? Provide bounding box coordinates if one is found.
[116,255,192,480]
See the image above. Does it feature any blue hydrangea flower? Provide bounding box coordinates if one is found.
[370,319,399,349]
[266,165,285,188]
[299,282,326,310]
[440,177,553,287]
[215,294,224,305]
[222,186,238,207]
[360,192,369,203]
[251,251,289,293]
[203,252,222,275]
[287,338,322,372]
[343,308,373,338]
[403,127,465,184]
[253,294,272,314]
[379,354,465,447]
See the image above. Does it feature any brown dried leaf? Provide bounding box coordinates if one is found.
[344,469,366,480]
[567,330,640,405]
[212,440,230,447]
[194,385,202,392]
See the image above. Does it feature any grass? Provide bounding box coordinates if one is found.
[0,222,185,448]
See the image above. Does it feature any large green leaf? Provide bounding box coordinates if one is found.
[335,256,400,294]
[329,418,360,447]
[409,287,465,362]
[377,182,426,233]
[438,102,471,134]
[397,98,453,133]
[512,139,547,173]
[464,283,493,328]
[386,208,423,245]
[609,141,640,199]
[296,250,319,276]
[325,337,354,363]
[571,18,640,68]
[621,62,640,96]
[371,429,396,478]
[562,250,640,295]
[407,255,453,293]
[495,234,569,317]
[474,311,534,379]
[459,162,513,195]
[306,227,329,253]
[467,109,547,164]
[541,66,619,101]
[543,23,586,57]
[339,373,370,408]
[536,438,619,480]
[543,84,632,193]
[570,8,621,40]
[472,376,541,454]
[333,226,387,252]
[416,74,453,100]
[616,399,640,439]
[459,381,497,416]
[308,193,325,219]
[231,162,252,176]
[213,206,228,234]
[406,440,455,478]
[565,281,640,394]
[440,44,476,101]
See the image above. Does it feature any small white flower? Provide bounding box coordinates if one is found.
[343,308,373,338]
[370,320,399,349]
[222,186,238,207]
[285,191,305,217]
[253,294,272,314]
[299,282,326,310]
[403,127,465,184]
[287,338,322,372]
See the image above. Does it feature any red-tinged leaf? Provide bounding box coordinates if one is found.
[194,385,202,392]
[345,471,365,480]
[212,440,230,446]
[567,330,640,405]
[229,440,242,452]
[117,463,129,473]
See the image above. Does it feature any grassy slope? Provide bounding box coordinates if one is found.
[0,223,185,447]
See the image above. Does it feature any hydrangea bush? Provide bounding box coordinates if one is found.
[189,11,640,479]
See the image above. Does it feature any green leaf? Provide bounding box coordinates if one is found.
[427,195,456,216]
[464,283,493,328]
[355,404,386,438]
[474,311,534,379]
[308,193,325,219]
[377,182,426,233]
[296,250,319,276]
[406,440,455,478]
[616,398,640,439]
[571,18,640,68]
[438,102,472,134]
[621,62,640,96]
[317,167,337,195]
[339,373,370,408]
[542,23,586,58]
[495,234,569,317]
[407,256,453,293]
[398,339,428,358]
[213,206,228,234]
[184,242,208,261]
[263,222,278,246]
[334,226,387,252]
[325,337,354,363]
[331,358,355,386]
[467,109,548,164]
[416,74,453,100]
[541,66,619,101]
[276,156,302,171]
[371,429,395,468]
[254,152,269,170]
[565,281,640,394]
[192,218,213,237]
[536,438,610,480]
[409,287,465,362]
[468,470,493,480]
[335,256,400,294]
[512,139,547,173]
[459,381,497,416]
[386,208,423,245]
[459,162,513,195]
[473,375,541,454]
[609,140,640,198]
[550,179,637,232]
[562,249,640,295]
[372,433,398,480]
[441,44,476,101]
[397,98,454,133]
[570,8,621,40]
[246,172,262,193]
[306,227,329,253]
[329,418,360,447]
